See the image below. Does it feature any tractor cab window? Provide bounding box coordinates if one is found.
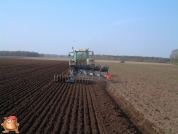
[75,51,89,60]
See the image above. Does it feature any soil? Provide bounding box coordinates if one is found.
[100,62,178,134]
[0,58,142,134]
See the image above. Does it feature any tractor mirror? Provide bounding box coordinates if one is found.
[68,54,71,57]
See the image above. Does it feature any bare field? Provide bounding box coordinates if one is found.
[0,58,141,134]
[98,61,178,134]
[1,57,176,133]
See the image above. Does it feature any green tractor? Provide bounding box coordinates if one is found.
[54,48,111,83]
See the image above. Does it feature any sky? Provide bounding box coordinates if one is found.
[0,0,178,58]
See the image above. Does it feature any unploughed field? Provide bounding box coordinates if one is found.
[0,58,142,134]
[102,62,178,134]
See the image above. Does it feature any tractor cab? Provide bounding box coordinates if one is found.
[69,49,95,66]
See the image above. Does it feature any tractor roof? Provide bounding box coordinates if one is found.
[74,49,88,52]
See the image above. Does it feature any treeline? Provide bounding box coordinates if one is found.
[170,49,178,64]
[92,55,170,63]
[0,51,40,57]
[0,51,67,58]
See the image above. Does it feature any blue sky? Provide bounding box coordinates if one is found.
[0,0,178,58]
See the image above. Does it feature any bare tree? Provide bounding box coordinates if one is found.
[170,49,178,64]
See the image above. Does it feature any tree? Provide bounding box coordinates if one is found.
[170,49,178,64]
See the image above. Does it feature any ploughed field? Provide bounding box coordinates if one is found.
[0,58,141,134]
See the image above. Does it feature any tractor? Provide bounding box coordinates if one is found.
[54,48,111,83]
